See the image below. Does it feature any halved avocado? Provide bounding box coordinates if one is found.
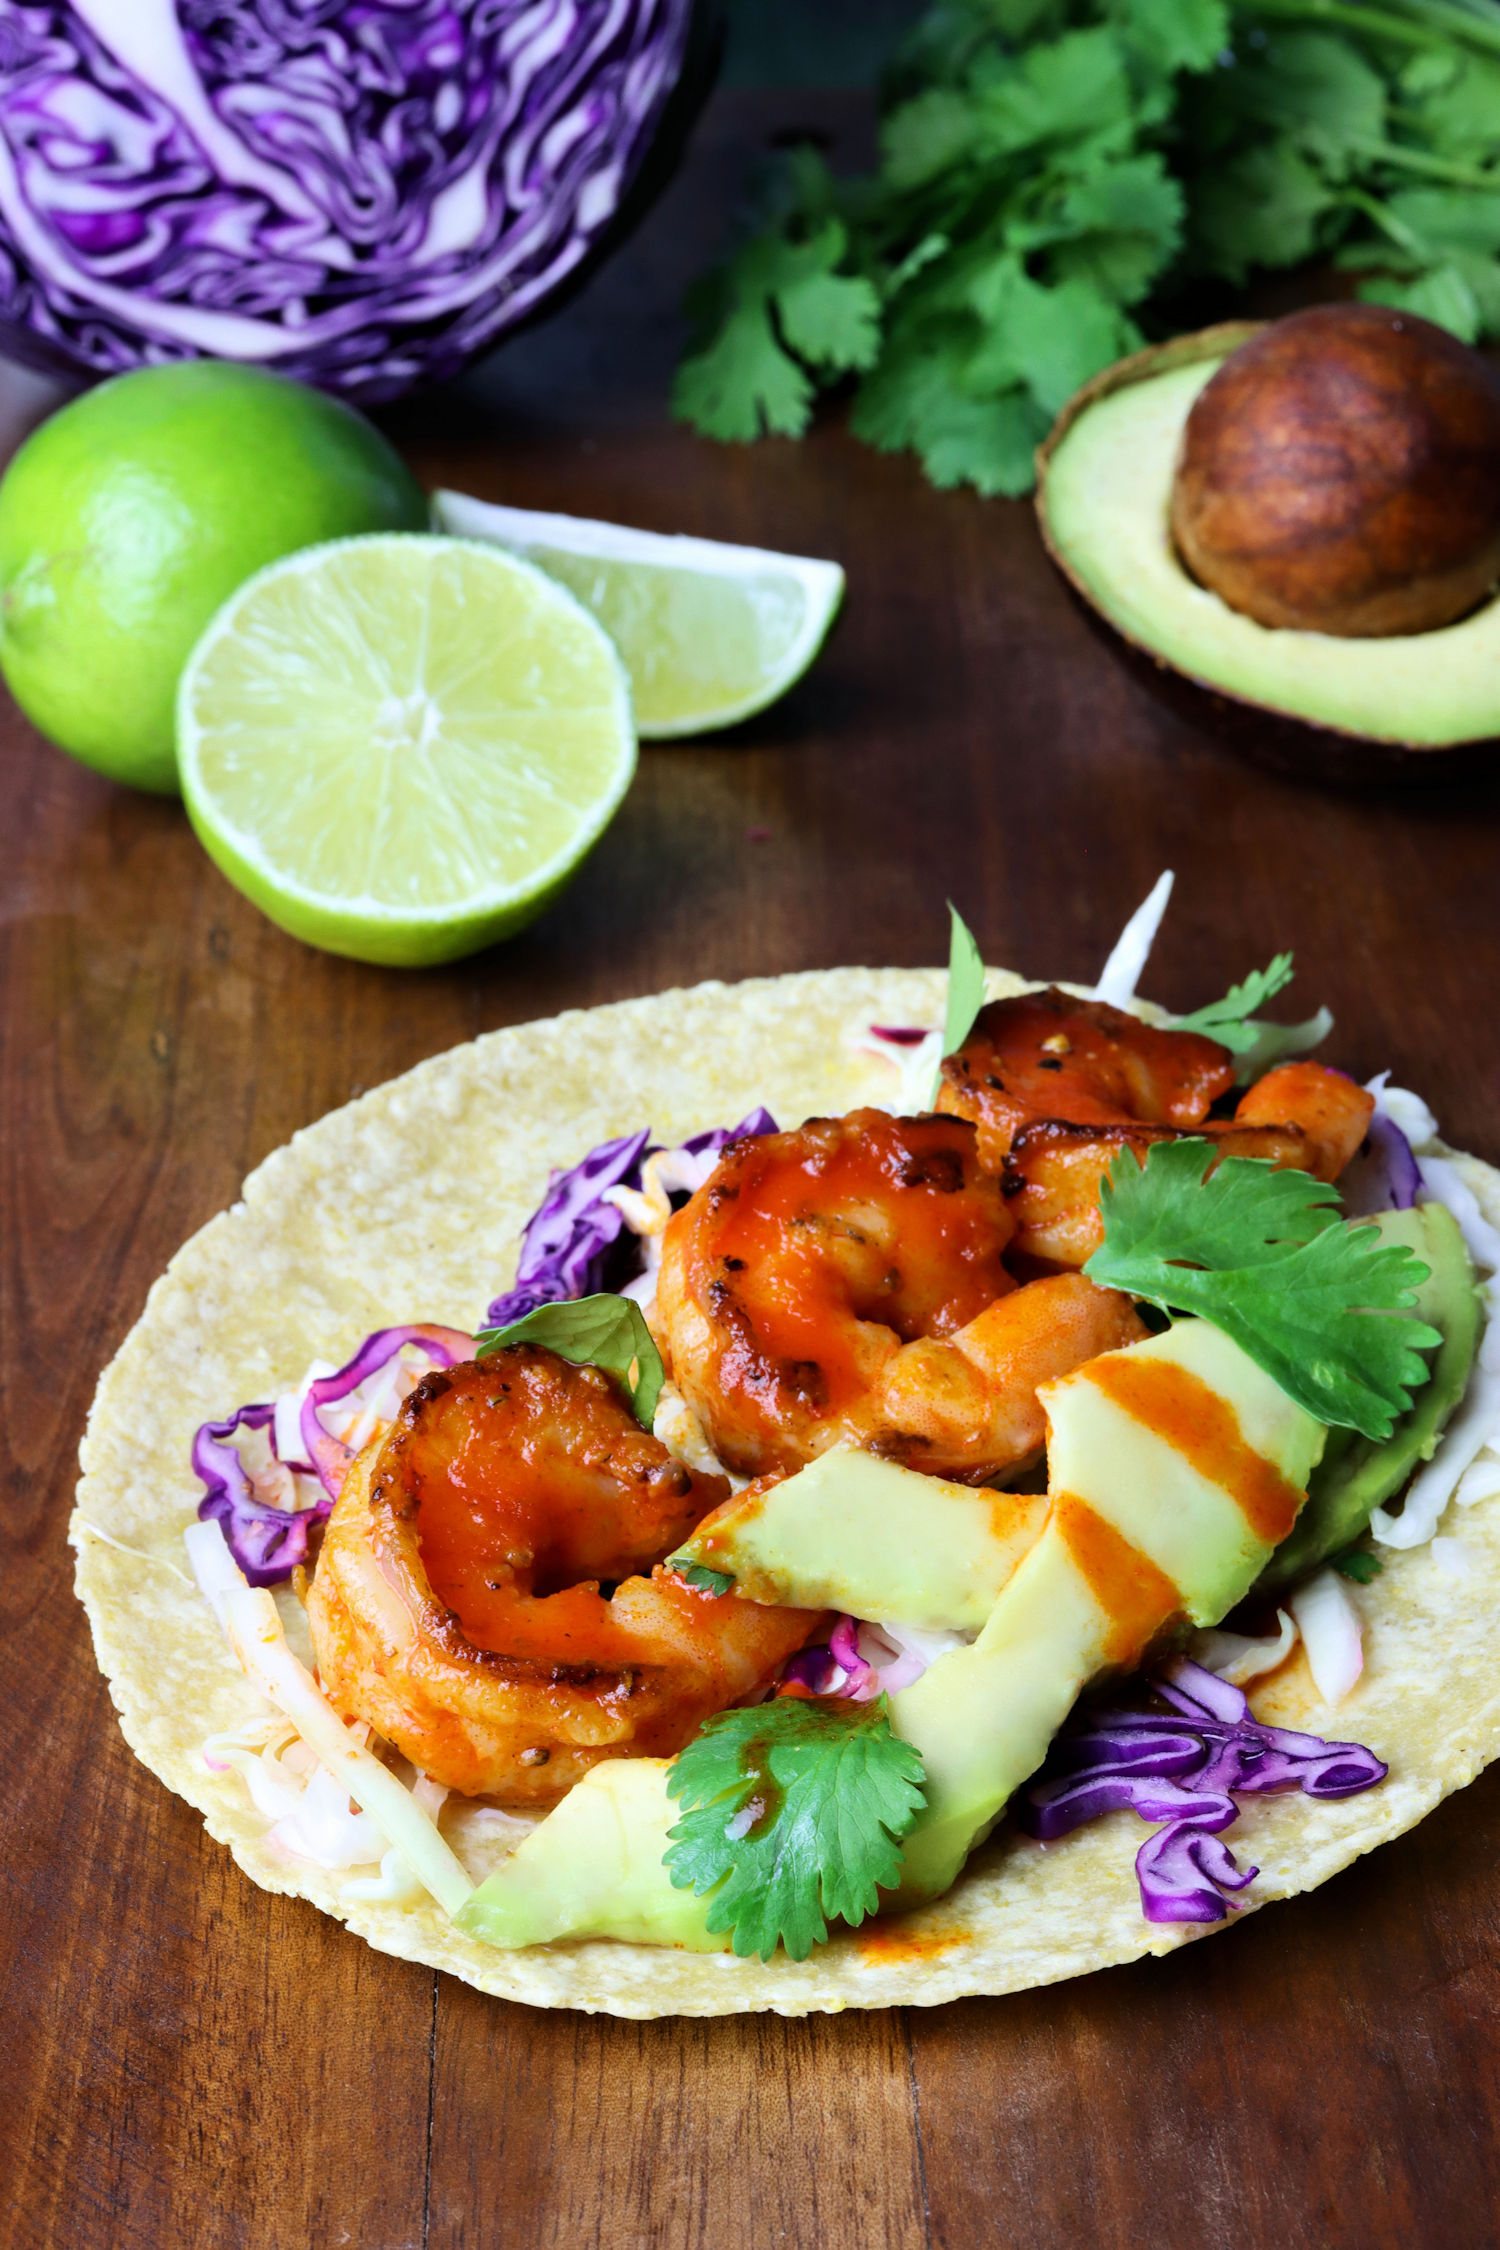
[1036,323,1500,756]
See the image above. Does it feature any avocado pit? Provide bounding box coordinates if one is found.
[1168,303,1500,638]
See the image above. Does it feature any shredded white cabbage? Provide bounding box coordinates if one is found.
[651,1379,745,1489]
[858,1620,974,1693]
[1365,1073,1440,1154]
[1093,869,1174,1008]
[1368,1128,1500,1552]
[1289,1569,1364,1705]
[850,1027,945,1118]
[1192,1608,1298,1685]
[187,1518,472,1916]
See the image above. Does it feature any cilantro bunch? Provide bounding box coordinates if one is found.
[676,0,1500,494]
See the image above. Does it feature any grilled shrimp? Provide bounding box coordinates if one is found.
[306,1348,822,1806]
[1004,1064,1376,1266]
[654,1108,1143,1480]
[937,987,1236,1168]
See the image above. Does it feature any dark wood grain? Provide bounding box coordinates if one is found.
[4,80,1500,2250]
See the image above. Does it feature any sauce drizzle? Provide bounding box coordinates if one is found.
[1052,1492,1181,1666]
[1082,1355,1302,1545]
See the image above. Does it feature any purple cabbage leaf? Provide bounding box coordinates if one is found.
[0,1,705,398]
[193,1322,470,1585]
[1020,1659,1388,1924]
[1339,1109,1421,1217]
[484,1110,776,1326]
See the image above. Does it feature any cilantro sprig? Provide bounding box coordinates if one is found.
[664,1697,926,1961]
[1172,952,1334,1080]
[1173,953,1296,1050]
[474,1293,664,1429]
[1084,1139,1441,1439]
[678,0,1500,495]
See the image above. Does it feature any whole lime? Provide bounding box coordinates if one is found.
[0,362,428,793]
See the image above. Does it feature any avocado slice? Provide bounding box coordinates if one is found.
[462,1322,1329,1946]
[889,1319,1325,1906]
[1036,324,1500,751]
[667,1446,1050,1631]
[1258,1202,1481,1593]
[455,1760,726,1953]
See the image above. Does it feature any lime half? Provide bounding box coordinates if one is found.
[177,535,635,966]
[432,491,843,738]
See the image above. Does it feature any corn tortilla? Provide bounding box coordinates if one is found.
[71,968,1500,2018]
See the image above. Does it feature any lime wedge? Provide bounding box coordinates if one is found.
[177,534,635,966]
[432,491,843,738]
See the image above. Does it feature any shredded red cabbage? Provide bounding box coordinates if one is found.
[781,1616,877,1699]
[1020,1659,1388,1923]
[196,1109,780,1585]
[192,1400,318,1589]
[867,1025,931,1048]
[299,1322,472,1498]
[1340,1111,1422,1216]
[194,1323,470,1582]
[0,1,704,398]
[483,1111,776,1326]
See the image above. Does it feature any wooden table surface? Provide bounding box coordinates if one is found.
[6,82,1500,2250]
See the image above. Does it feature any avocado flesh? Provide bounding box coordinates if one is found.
[463,1323,1328,1948]
[669,1445,1050,1631]
[1040,343,1500,749]
[1258,1202,1481,1592]
[889,1320,1324,1906]
[456,1761,725,1953]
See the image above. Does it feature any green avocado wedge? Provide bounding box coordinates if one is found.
[667,1446,1049,1632]
[1036,325,1500,753]
[1258,1203,1481,1593]
[888,1317,1325,1906]
[456,1761,725,1953]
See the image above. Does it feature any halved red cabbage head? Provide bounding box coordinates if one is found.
[1021,1659,1387,1923]
[0,1,708,397]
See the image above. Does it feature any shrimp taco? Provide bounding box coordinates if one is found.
[72,884,1500,2017]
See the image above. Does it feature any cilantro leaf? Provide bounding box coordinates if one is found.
[779,262,882,372]
[1186,140,1337,283]
[664,1697,926,1961]
[474,1293,664,1429]
[672,292,812,443]
[1171,954,1332,1078]
[1173,952,1296,1050]
[1084,1139,1442,1440]
[1109,0,1230,78]
[1012,157,1186,303]
[930,900,987,1105]
[671,1561,735,1597]
[674,219,878,445]
[1332,1546,1383,1584]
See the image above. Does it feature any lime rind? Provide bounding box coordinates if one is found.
[176,532,636,967]
[432,490,844,739]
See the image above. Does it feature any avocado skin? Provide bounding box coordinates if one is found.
[1258,1203,1481,1593]
[1035,324,1500,763]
